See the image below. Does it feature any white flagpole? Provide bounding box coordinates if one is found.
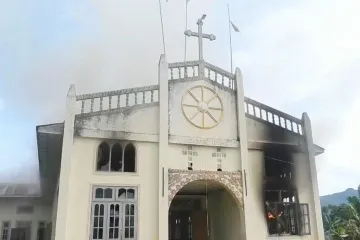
[184,0,188,62]
[227,4,233,73]
[158,0,166,54]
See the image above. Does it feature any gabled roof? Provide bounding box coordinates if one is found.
[0,183,40,198]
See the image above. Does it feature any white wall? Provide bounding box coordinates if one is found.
[169,80,238,140]
[167,144,241,172]
[76,105,159,136]
[61,137,159,240]
[0,198,52,240]
[208,190,240,240]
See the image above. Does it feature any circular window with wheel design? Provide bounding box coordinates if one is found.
[181,85,224,129]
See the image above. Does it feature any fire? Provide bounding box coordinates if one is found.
[267,212,283,219]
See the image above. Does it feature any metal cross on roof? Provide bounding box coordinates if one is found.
[184,14,216,62]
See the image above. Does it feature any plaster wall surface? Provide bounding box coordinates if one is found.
[169,80,237,140]
[208,190,241,240]
[246,118,304,145]
[167,143,241,172]
[62,137,158,240]
[0,198,52,240]
[51,189,58,240]
[75,105,159,137]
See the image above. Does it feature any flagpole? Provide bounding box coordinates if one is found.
[184,0,188,62]
[227,4,233,73]
[158,0,166,55]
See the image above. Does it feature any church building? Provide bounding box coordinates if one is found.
[1,16,325,240]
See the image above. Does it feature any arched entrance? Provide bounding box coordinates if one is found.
[168,170,243,240]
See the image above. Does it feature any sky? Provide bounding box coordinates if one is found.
[0,0,359,196]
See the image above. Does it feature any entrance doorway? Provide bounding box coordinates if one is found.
[168,179,241,240]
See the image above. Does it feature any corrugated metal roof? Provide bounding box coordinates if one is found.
[0,183,40,197]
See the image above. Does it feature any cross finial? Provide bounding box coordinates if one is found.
[184,14,216,62]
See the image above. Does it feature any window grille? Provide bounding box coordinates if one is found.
[91,187,137,240]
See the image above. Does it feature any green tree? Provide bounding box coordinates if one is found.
[322,185,360,239]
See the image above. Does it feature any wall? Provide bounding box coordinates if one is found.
[75,105,159,137]
[245,150,319,240]
[0,198,52,240]
[62,137,158,240]
[51,187,58,240]
[167,144,241,172]
[208,190,240,240]
[169,80,238,141]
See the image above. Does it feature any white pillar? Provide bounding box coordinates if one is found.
[234,68,251,239]
[54,85,76,240]
[302,113,325,240]
[158,54,169,240]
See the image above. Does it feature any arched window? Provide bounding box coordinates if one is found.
[97,142,110,171]
[124,144,136,172]
[96,142,136,173]
[111,144,123,171]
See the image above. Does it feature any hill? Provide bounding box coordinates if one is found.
[320,188,358,206]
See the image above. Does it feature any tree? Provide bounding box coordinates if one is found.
[322,185,360,239]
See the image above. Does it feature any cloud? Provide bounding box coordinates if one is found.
[0,99,4,112]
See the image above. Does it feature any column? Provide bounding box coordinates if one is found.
[158,54,169,240]
[234,68,251,239]
[54,85,76,240]
[302,113,325,240]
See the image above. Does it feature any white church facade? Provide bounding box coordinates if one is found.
[1,16,325,240]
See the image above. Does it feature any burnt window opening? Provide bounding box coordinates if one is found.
[124,144,136,172]
[97,142,136,173]
[97,142,110,171]
[263,147,310,236]
[111,144,123,171]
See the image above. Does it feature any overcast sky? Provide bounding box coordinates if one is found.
[0,0,359,195]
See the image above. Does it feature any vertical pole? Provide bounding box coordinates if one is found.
[197,19,204,78]
[158,54,169,240]
[198,20,203,61]
[158,0,166,55]
[184,0,188,62]
[227,4,233,73]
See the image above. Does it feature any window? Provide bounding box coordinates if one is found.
[37,222,46,240]
[15,221,31,240]
[91,187,137,240]
[97,142,136,173]
[300,204,311,235]
[1,221,10,240]
[266,202,311,236]
[16,205,34,214]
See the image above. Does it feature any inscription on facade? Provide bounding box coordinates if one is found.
[182,146,198,170]
[169,135,239,148]
[212,148,226,171]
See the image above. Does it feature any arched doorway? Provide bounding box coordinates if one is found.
[168,175,243,240]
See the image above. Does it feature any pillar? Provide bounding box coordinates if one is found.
[234,68,252,239]
[54,85,76,240]
[302,113,325,240]
[158,54,169,240]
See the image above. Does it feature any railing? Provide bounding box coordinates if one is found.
[168,60,235,90]
[244,97,303,135]
[204,62,235,90]
[168,61,200,80]
[76,85,159,114]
